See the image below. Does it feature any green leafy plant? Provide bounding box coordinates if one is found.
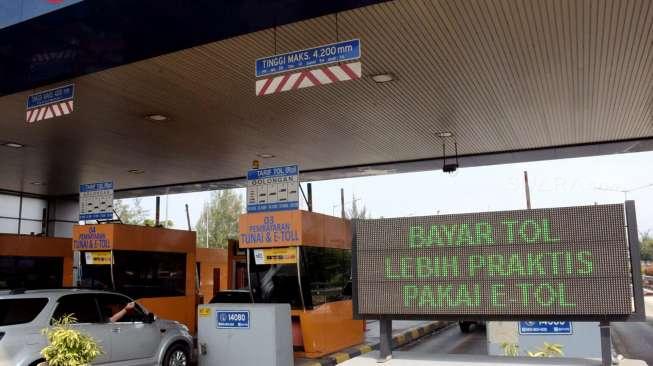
[40,315,103,366]
[501,342,519,357]
[502,342,564,358]
[527,342,564,357]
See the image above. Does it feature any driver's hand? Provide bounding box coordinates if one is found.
[125,302,135,311]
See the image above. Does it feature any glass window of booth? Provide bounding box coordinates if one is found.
[299,247,352,307]
[0,256,63,289]
[248,250,305,309]
[79,253,113,290]
[247,247,352,310]
[113,251,186,299]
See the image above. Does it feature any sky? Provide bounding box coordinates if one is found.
[124,151,653,236]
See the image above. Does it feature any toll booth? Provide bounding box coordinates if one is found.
[227,239,249,289]
[196,247,228,304]
[0,234,73,289]
[196,240,248,304]
[239,210,364,358]
[72,224,197,332]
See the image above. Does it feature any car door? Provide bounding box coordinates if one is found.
[96,293,162,363]
[51,294,112,364]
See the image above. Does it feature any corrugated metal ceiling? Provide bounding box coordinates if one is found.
[1,0,652,196]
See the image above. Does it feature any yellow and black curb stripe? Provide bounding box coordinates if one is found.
[307,321,449,366]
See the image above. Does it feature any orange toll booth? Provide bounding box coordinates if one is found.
[0,234,73,289]
[195,247,228,304]
[72,224,197,332]
[239,210,364,358]
[195,240,248,304]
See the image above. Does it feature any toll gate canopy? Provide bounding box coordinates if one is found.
[0,0,652,198]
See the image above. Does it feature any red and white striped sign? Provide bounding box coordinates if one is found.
[26,100,74,123]
[255,61,361,96]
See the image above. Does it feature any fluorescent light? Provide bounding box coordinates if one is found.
[3,142,24,148]
[371,73,394,83]
[256,153,275,159]
[145,114,168,121]
[437,132,453,138]
[30,181,46,185]
[128,169,145,174]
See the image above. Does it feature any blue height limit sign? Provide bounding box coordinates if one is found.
[255,39,360,77]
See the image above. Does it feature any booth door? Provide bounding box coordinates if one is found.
[212,268,220,297]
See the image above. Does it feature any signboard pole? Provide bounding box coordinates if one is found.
[626,200,646,320]
[599,321,611,366]
[379,319,392,362]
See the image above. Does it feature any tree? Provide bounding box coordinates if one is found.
[347,194,370,219]
[641,231,653,261]
[143,218,174,228]
[113,198,149,224]
[196,190,244,248]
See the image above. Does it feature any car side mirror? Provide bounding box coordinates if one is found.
[144,313,156,324]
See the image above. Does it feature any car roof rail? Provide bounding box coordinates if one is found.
[6,286,114,293]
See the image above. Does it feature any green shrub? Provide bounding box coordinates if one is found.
[527,342,564,357]
[502,342,565,357]
[40,315,103,366]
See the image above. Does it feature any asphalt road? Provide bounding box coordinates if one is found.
[611,297,653,365]
[612,320,653,365]
[398,323,487,355]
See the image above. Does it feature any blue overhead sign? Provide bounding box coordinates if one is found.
[217,310,250,329]
[519,321,573,335]
[27,84,74,109]
[255,39,360,77]
[1,0,85,29]
[79,181,114,221]
[246,165,299,213]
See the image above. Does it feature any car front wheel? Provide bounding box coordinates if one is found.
[163,344,189,366]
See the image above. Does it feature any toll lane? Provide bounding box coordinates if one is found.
[611,297,653,365]
[612,321,653,365]
[398,323,487,355]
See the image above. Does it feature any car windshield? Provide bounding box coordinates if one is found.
[0,298,48,326]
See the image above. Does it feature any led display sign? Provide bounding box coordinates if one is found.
[353,203,643,321]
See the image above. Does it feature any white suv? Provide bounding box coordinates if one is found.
[0,289,193,366]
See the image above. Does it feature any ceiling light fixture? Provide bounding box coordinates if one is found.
[256,153,275,159]
[145,114,168,122]
[437,132,453,138]
[30,181,46,185]
[127,169,145,174]
[371,73,395,83]
[3,142,24,148]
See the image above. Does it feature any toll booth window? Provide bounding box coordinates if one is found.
[113,251,186,299]
[248,251,304,309]
[300,247,351,308]
[79,254,113,290]
[0,256,63,290]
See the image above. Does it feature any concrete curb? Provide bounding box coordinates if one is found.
[305,321,449,366]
